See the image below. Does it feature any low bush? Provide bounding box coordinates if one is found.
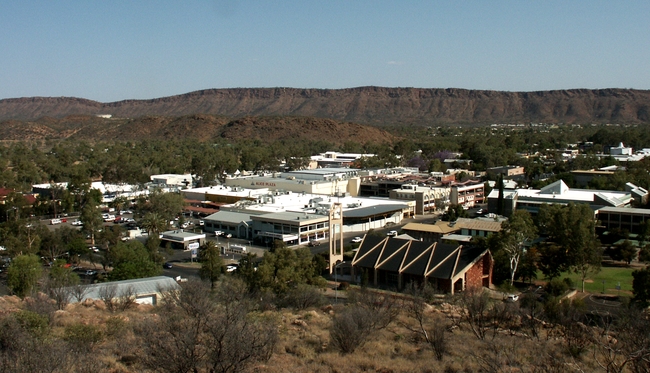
[63,323,103,352]
[545,278,569,296]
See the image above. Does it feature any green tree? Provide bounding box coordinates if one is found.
[108,240,161,281]
[537,203,601,291]
[47,259,80,309]
[199,241,224,289]
[7,254,43,297]
[255,246,326,294]
[497,174,504,215]
[237,252,260,291]
[110,196,129,214]
[145,190,186,221]
[80,199,103,246]
[639,244,650,263]
[608,239,637,265]
[632,267,650,308]
[141,212,169,237]
[499,210,537,286]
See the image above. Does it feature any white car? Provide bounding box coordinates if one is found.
[351,237,363,243]
[506,294,519,302]
[71,220,83,226]
[387,230,398,237]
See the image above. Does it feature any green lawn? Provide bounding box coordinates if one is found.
[535,266,640,294]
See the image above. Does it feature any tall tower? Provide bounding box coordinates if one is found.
[328,203,344,274]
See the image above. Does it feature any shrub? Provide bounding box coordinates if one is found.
[545,278,569,297]
[337,281,350,290]
[14,310,50,337]
[63,323,103,352]
[104,316,129,339]
[279,284,326,310]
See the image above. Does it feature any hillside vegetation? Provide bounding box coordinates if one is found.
[1,280,649,373]
[0,115,395,144]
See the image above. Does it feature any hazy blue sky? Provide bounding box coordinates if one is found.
[1,1,648,102]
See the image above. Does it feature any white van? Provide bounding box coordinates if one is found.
[228,244,247,254]
[50,218,62,225]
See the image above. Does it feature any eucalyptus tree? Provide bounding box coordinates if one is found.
[499,210,537,286]
[80,199,103,246]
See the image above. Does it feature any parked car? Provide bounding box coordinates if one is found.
[163,262,173,269]
[71,220,83,226]
[50,218,62,225]
[85,270,97,276]
[506,294,519,302]
[351,236,363,243]
[386,230,398,237]
[308,240,321,247]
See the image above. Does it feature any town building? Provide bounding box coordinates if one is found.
[351,236,493,294]
[159,230,206,251]
[388,184,450,215]
[222,168,362,196]
[150,174,193,188]
[487,179,647,216]
[486,165,525,178]
[596,206,650,236]
[69,276,181,305]
[199,188,412,245]
[401,217,502,243]
[32,181,149,204]
[450,180,486,208]
[308,151,375,168]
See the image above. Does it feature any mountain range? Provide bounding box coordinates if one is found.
[2,87,649,126]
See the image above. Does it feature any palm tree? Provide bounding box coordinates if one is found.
[141,212,168,237]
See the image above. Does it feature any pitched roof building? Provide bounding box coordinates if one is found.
[351,236,492,294]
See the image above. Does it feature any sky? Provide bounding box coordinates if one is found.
[1,1,649,102]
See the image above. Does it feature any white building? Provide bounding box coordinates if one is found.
[201,188,413,245]
[309,151,375,168]
[610,142,633,156]
[150,174,193,188]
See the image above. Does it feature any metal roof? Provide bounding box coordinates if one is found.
[352,237,488,282]
[342,204,408,218]
[204,210,254,224]
[69,276,181,303]
[402,221,459,234]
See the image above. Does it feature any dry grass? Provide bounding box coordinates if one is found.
[0,293,640,373]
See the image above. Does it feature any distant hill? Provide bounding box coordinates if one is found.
[0,114,395,144]
[1,87,650,126]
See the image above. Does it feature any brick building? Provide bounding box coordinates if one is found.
[351,235,492,294]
